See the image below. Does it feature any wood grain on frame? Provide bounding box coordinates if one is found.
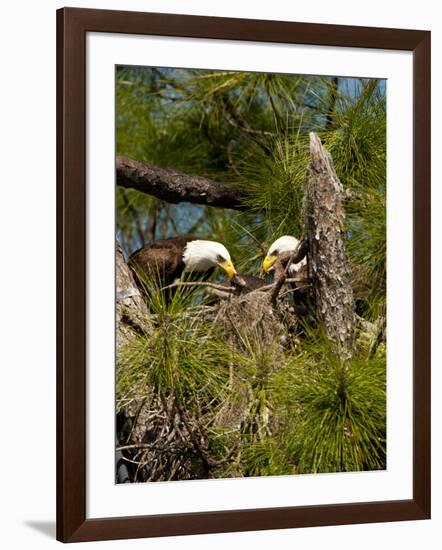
[56,7,431,542]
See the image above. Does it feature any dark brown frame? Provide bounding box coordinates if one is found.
[56,7,431,543]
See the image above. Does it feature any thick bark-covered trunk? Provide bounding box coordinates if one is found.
[303,133,355,356]
[117,155,245,210]
[116,240,151,346]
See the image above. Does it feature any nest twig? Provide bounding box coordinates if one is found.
[161,280,236,293]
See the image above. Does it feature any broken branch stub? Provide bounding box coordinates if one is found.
[303,132,355,356]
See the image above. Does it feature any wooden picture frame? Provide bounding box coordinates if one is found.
[56,7,431,542]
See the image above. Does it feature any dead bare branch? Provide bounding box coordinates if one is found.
[161,280,236,293]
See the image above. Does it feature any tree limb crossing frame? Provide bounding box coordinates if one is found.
[117,155,246,210]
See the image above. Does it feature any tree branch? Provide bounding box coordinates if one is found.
[117,155,246,210]
[161,280,236,293]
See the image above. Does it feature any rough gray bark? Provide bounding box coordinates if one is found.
[116,240,151,346]
[303,133,355,356]
[117,155,245,210]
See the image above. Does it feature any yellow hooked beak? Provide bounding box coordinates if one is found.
[218,260,237,279]
[262,255,277,273]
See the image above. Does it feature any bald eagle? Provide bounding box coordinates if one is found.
[129,236,237,288]
[262,235,307,277]
[263,235,310,316]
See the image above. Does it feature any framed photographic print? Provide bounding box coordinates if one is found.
[56,7,431,543]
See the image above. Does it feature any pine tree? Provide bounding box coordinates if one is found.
[115,67,386,481]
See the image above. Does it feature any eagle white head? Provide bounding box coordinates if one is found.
[263,235,307,275]
[183,240,237,279]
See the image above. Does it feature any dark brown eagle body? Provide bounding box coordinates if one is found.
[128,236,214,288]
